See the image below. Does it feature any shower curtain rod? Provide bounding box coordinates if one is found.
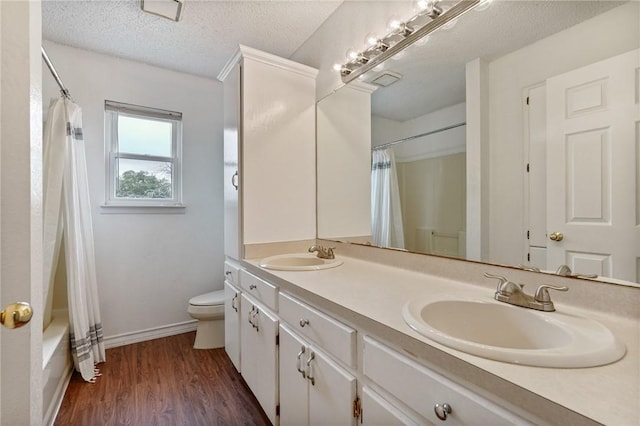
[41,46,71,100]
[372,122,466,151]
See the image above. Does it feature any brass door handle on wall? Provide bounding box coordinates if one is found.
[1,302,33,329]
[549,232,564,242]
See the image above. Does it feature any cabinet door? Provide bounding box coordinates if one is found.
[279,325,310,426]
[223,61,241,260]
[308,346,357,426]
[240,294,279,424]
[361,386,424,426]
[224,281,241,372]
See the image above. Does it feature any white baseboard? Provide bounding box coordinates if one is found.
[45,361,73,426]
[104,320,198,349]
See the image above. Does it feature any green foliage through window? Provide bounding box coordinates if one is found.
[116,170,171,199]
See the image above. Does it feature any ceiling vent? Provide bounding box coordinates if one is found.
[370,71,402,87]
[141,0,184,22]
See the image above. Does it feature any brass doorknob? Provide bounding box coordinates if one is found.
[1,302,33,329]
[549,232,564,242]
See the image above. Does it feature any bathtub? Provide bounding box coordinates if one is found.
[42,310,72,426]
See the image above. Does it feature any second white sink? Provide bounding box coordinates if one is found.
[403,297,626,368]
[260,253,343,271]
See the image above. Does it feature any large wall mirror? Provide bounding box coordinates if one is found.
[316,0,640,286]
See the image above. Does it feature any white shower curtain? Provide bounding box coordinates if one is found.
[43,98,105,382]
[371,148,405,249]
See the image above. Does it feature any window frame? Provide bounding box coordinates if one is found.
[104,100,183,208]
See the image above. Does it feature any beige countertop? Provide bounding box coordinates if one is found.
[244,254,639,426]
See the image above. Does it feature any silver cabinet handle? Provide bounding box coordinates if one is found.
[296,346,306,378]
[252,307,259,332]
[247,306,259,331]
[434,403,452,421]
[231,171,238,190]
[299,319,309,327]
[306,352,315,386]
[231,294,238,312]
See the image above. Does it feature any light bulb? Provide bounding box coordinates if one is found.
[332,63,343,73]
[346,48,359,61]
[387,15,402,32]
[364,32,378,47]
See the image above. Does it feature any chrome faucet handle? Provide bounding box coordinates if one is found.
[555,264,572,276]
[484,272,509,293]
[325,247,335,259]
[534,284,569,303]
[518,264,541,273]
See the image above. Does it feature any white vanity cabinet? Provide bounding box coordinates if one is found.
[279,325,357,426]
[223,271,241,372]
[361,386,421,426]
[240,292,279,424]
[363,336,531,426]
[278,292,358,426]
[238,269,279,424]
[219,45,318,260]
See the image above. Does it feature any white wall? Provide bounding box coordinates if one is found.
[42,41,223,343]
[483,2,640,266]
[372,102,466,160]
[317,84,373,240]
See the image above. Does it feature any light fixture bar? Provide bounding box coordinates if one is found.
[341,0,481,83]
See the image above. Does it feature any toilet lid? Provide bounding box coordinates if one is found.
[189,290,225,306]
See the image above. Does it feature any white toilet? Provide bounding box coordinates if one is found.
[187,289,225,349]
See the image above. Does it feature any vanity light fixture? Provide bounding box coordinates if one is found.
[141,0,184,22]
[337,0,486,83]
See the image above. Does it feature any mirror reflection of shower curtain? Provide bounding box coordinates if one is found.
[371,148,405,249]
[43,98,106,382]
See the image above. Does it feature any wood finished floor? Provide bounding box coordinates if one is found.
[54,332,271,426]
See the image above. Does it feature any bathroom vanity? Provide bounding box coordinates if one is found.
[223,242,639,426]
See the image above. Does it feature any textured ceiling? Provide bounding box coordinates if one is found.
[42,0,344,79]
[42,1,632,121]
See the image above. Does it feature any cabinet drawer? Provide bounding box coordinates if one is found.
[363,336,530,425]
[224,259,241,286]
[279,292,356,368]
[239,269,278,311]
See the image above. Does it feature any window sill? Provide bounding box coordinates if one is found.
[100,204,186,214]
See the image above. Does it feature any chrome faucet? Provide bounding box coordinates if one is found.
[554,264,598,279]
[308,245,335,259]
[484,272,568,312]
[519,264,598,280]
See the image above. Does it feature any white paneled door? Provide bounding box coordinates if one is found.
[546,49,640,281]
[1,1,43,424]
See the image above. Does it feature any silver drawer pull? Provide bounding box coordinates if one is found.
[231,294,238,312]
[299,319,310,327]
[306,352,315,386]
[296,346,306,378]
[434,403,452,421]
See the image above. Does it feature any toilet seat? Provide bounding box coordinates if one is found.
[189,290,225,306]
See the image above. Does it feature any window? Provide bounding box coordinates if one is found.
[105,100,183,208]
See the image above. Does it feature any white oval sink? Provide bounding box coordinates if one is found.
[259,253,343,271]
[403,297,626,368]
